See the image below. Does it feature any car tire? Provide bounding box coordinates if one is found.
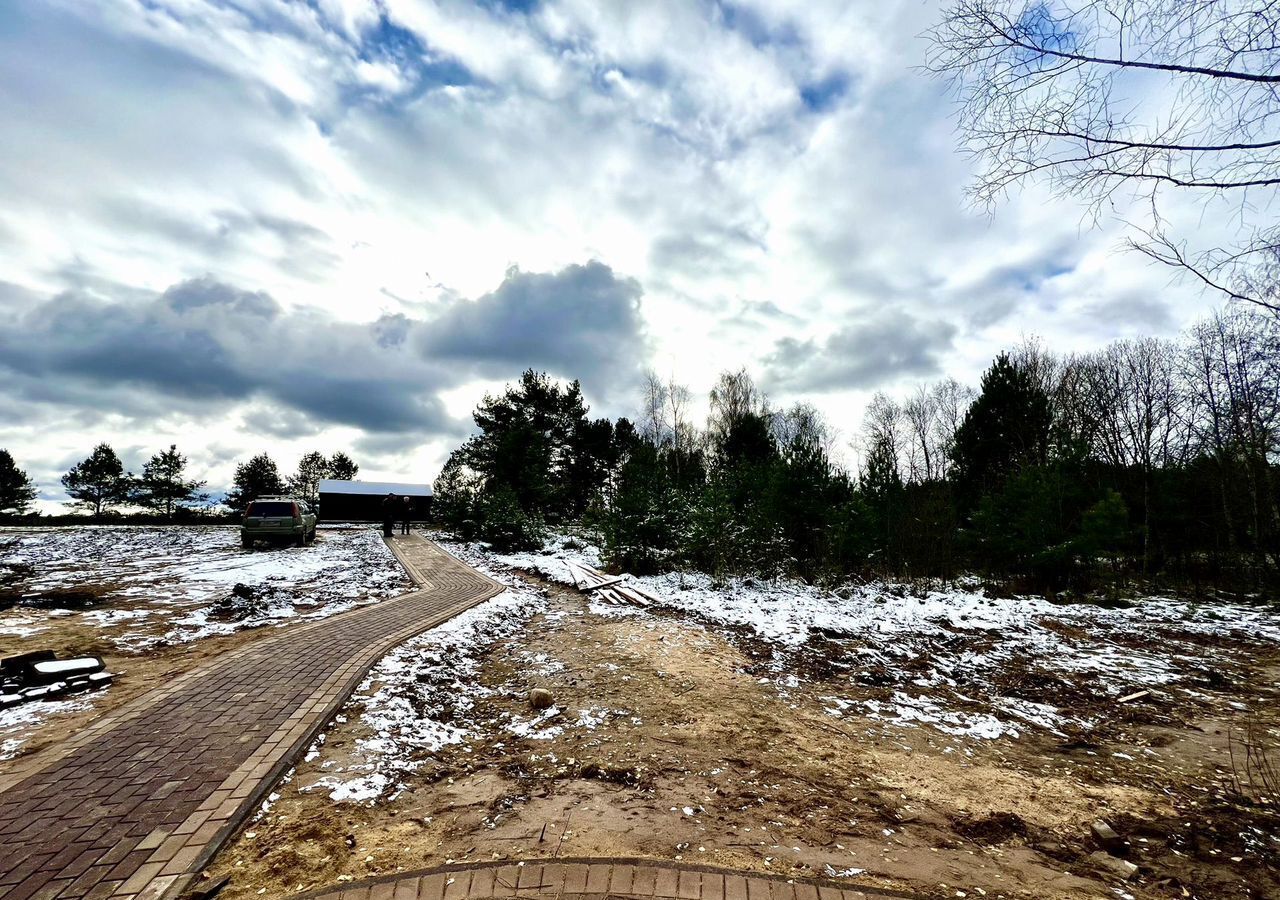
[241,536,253,549]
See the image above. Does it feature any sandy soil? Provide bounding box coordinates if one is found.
[208,576,1280,900]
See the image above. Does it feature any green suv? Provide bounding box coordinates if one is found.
[240,496,318,548]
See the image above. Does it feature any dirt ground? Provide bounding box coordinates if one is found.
[208,575,1280,900]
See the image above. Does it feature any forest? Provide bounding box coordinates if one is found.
[435,304,1280,595]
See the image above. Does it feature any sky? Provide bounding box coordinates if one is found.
[0,0,1214,509]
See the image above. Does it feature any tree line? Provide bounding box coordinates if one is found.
[0,445,359,521]
[435,307,1280,594]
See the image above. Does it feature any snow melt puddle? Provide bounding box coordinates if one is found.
[447,532,1280,743]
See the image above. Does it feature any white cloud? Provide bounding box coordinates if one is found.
[0,0,1226,507]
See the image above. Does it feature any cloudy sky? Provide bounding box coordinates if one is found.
[0,0,1210,508]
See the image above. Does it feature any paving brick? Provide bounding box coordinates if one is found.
[745,875,771,900]
[292,862,898,900]
[467,867,494,899]
[701,872,726,900]
[608,864,634,895]
[443,869,471,900]
[393,877,422,900]
[654,867,680,899]
[631,866,658,896]
[562,863,590,894]
[490,865,520,898]
[536,863,564,894]
[584,864,611,894]
[516,863,545,892]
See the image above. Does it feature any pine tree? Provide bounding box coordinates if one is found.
[951,353,1052,504]
[61,444,132,519]
[225,453,286,511]
[287,451,330,506]
[433,456,480,530]
[859,431,904,570]
[327,451,359,481]
[134,445,207,519]
[457,370,592,521]
[0,450,37,516]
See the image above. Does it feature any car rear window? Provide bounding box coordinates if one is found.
[247,501,294,517]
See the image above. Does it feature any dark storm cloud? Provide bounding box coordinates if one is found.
[0,261,646,437]
[0,276,451,434]
[418,260,647,393]
[763,311,957,393]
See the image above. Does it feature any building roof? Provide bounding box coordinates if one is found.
[318,479,433,497]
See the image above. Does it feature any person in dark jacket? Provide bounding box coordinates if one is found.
[401,495,412,535]
[381,493,397,538]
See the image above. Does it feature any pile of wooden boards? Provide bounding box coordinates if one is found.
[0,651,114,710]
[564,561,661,607]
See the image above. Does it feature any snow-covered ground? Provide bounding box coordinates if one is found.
[0,526,409,650]
[298,567,549,803]
[300,592,542,803]
[442,531,1280,742]
[0,525,411,760]
[297,541,646,804]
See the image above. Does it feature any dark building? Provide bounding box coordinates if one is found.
[317,479,433,523]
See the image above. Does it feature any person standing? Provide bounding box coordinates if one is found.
[381,492,396,538]
[401,495,412,535]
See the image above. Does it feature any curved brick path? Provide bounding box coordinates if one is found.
[0,535,503,900]
[297,859,915,900]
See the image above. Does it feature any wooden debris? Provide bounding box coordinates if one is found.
[1118,690,1151,703]
[565,561,658,608]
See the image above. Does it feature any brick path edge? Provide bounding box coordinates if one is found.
[290,858,925,900]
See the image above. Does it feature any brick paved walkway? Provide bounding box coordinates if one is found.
[297,859,917,900]
[0,535,503,900]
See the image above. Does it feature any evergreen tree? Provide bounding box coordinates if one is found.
[0,450,37,516]
[777,432,854,579]
[474,484,545,551]
[226,453,286,511]
[61,443,132,519]
[134,445,208,519]
[327,451,359,481]
[601,440,689,573]
[451,370,592,521]
[566,417,619,518]
[433,456,481,532]
[1074,489,1131,570]
[287,451,330,506]
[951,353,1052,504]
[860,431,904,571]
